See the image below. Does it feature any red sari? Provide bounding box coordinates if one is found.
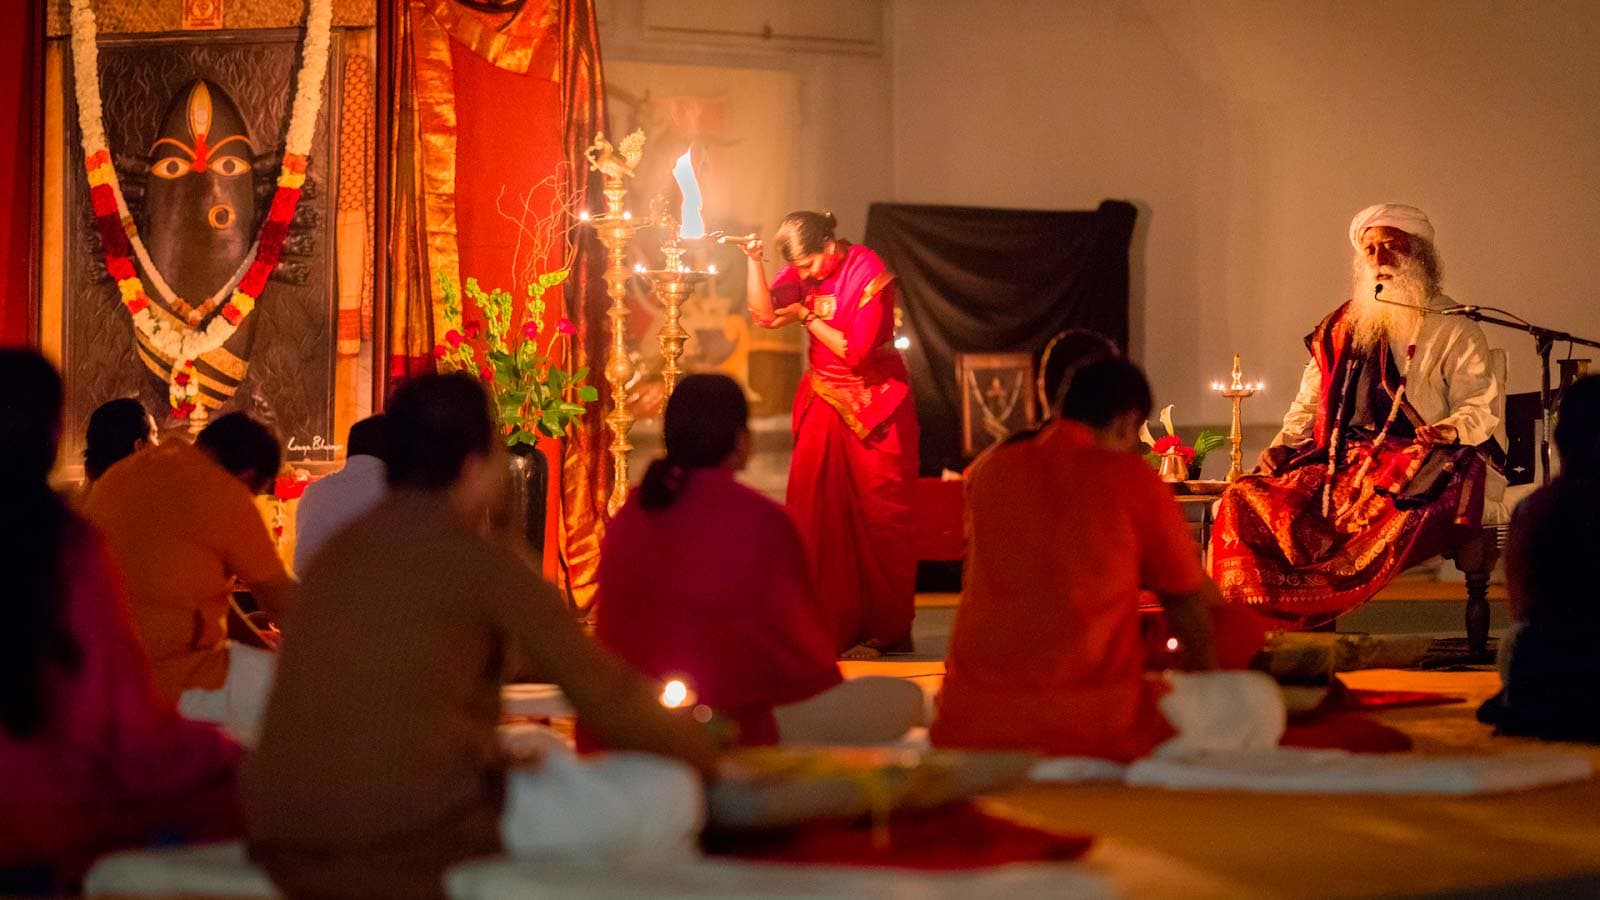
[771,243,919,652]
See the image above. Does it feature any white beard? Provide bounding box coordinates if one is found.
[1349,254,1434,352]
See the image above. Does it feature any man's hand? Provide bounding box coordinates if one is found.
[1415,423,1459,445]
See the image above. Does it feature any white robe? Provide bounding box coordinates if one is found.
[1271,294,1502,449]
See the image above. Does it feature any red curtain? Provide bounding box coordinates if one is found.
[0,0,38,347]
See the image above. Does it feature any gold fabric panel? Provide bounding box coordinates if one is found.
[425,0,559,78]
[47,0,376,36]
[409,3,461,345]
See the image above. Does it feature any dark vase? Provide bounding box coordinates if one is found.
[495,445,549,554]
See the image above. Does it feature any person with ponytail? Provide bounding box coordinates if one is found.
[0,350,241,890]
[591,374,922,746]
[739,211,920,659]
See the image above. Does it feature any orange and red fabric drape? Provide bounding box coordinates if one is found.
[386,0,609,604]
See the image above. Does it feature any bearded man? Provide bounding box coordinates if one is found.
[1210,204,1502,627]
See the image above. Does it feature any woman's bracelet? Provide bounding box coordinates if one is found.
[800,310,818,326]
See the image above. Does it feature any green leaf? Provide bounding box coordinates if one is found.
[577,385,599,403]
[539,269,570,290]
[572,367,589,383]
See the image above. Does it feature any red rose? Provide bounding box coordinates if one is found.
[107,256,135,282]
[433,344,449,360]
[465,320,483,339]
[174,372,192,386]
[125,296,149,315]
[183,359,195,369]
[272,525,285,538]
[445,329,464,348]
[173,401,195,419]
[556,317,577,335]
[221,305,243,326]
[478,365,494,382]
[1152,435,1184,455]
[1179,446,1197,464]
[522,320,539,340]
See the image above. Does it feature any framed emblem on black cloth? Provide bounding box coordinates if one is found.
[957,352,1037,458]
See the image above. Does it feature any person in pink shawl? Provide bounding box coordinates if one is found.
[0,350,241,891]
[740,211,920,660]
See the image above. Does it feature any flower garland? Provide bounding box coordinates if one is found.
[69,0,332,418]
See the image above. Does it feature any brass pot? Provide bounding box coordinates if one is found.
[1157,449,1188,483]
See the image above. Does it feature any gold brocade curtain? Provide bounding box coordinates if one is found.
[386,0,610,610]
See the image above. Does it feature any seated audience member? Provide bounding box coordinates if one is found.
[292,414,388,573]
[83,412,296,735]
[1036,328,1120,415]
[1479,375,1600,741]
[82,396,156,489]
[592,374,922,748]
[245,373,718,900]
[0,350,241,891]
[932,358,1264,761]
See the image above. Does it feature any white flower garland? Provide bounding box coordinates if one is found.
[70,0,332,412]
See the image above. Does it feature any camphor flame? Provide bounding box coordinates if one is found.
[671,149,705,239]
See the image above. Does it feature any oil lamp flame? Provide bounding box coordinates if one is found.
[670,149,705,239]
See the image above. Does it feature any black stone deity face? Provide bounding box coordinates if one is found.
[144,79,256,312]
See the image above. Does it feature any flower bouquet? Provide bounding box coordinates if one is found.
[434,272,597,448]
[1140,405,1226,480]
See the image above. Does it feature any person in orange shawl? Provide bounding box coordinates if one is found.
[1210,204,1500,627]
[741,211,919,660]
[591,374,922,747]
[932,358,1263,761]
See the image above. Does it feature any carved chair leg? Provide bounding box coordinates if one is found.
[1453,530,1498,662]
[1464,574,1491,660]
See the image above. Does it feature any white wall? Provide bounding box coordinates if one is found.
[891,0,1600,433]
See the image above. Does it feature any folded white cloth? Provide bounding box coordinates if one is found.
[501,683,574,718]
[1126,748,1593,795]
[1152,670,1286,759]
[501,751,704,859]
[84,841,278,897]
[1027,757,1128,784]
[447,856,1114,900]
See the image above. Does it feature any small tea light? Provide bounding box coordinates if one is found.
[1166,637,1180,652]
[660,679,689,709]
[622,210,633,221]
[578,210,591,223]
[633,263,646,274]
[894,335,911,350]
[707,264,718,275]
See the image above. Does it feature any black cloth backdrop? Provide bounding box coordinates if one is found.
[864,200,1138,476]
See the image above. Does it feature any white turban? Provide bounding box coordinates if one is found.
[1348,203,1435,248]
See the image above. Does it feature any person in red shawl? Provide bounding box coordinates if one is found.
[741,212,920,660]
[1211,204,1501,627]
[591,374,923,747]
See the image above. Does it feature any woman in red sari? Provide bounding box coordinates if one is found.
[742,212,920,659]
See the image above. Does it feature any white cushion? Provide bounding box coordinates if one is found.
[83,842,277,898]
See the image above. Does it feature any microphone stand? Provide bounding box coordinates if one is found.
[1442,307,1600,483]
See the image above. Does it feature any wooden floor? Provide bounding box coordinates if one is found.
[843,659,1600,899]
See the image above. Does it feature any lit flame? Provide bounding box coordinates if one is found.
[633,263,646,274]
[707,264,718,275]
[894,335,911,350]
[578,209,591,222]
[660,679,689,709]
[623,210,633,221]
[1165,637,1180,651]
[671,149,705,239]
